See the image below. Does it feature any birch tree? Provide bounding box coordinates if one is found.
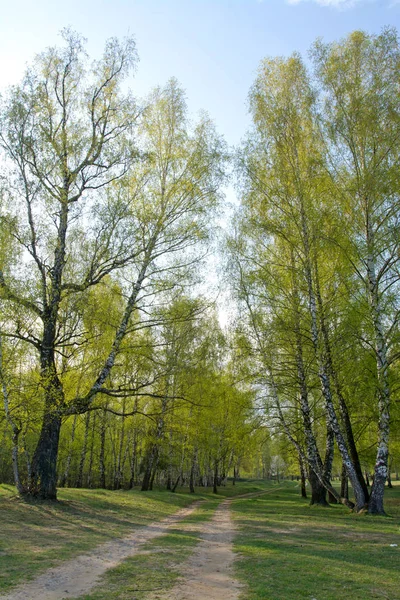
[0,34,225,498]
[312,28,400,514]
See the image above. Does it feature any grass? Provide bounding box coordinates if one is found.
[231,481,400,600]
[2,479,399,599]
[75,499,219,600]
[0,484,196,593]
[0,478,262,594]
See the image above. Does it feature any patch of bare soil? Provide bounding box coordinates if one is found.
[0,502,201,600]
[155,500,244,600]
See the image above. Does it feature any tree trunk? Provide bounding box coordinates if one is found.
[387,458,393,488]
[30,409,62,499]
[23,433,32,490]
[308,257,366,510]
[59,414,77,488]
[141,464,152,492]
[141,445,158,491]
[189,448,198,493]
[309,467,328,506]
[300,455,307,499]
[366,246,390,515]
[172,474,181,492]
[213,460,219,494]
[1,334,25,495]
[129,433,137,489]
[149,464,157,490]
[87,413,96,488]
[76,413,90,488]
[324,422,337,504]
[11,428,24,495]
[340,463,349,500]
[99,410,107,489]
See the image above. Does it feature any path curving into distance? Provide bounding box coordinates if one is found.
[158,498,243,600]
[0,502,202,600]
[1,488,280,600]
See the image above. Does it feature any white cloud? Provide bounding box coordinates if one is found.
[287,0,366,8]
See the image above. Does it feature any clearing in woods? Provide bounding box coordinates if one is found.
[0,482,399,600]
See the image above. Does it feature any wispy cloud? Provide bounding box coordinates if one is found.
[287,0,369,8]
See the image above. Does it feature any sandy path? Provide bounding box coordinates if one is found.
[158,499,244,600]
[0,502,201,600]
[2,488,280,600]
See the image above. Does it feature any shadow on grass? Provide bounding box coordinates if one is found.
[232,482,400,600]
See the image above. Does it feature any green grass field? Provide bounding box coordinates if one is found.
[0,480,261,594]
[0,480,399,599]
[0,484,196,593]
[232,481,400,600]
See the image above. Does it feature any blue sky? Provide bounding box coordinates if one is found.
[1,0,400,146]
[1,0,399,322]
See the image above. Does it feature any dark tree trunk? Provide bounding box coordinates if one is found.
[213,460,219,494]
[129,433,137,489]
[30,410,62,499]
[11,427,24,495]
[149,465,157,490]
[340,463,349,500]
[172,474,180,493]
[309,468,328,506]
[76,412,90,488]
[141,465,152,492]
[233,465,238,486]
[141,446,158,492]
[87,413,96,488]
[99,410,107,489]
[299,455,307,499]
[324,422,337,504]
[189,448,197,493]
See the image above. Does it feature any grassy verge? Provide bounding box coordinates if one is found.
[232,481,400,600]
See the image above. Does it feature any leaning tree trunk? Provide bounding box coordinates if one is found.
[290,251,328,506]
[299,453,307,499]
[324,422,337,504]
[314,265,370,503]
[367,248,390,515]
[340,463,349,500]
[303,247,366,511]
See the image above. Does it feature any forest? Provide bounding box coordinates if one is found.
[0,26,399,521]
